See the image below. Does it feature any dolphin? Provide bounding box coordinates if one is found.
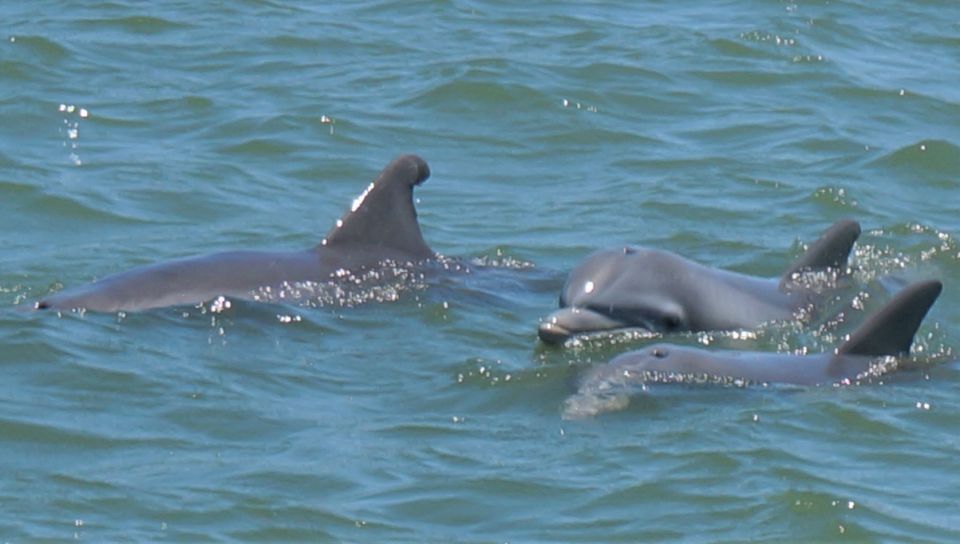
[35,154,435,312]
[567,279,942,417]
[538,219,863,344]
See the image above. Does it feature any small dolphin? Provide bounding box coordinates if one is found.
[538,219,863,344]
[36,155,435,312]
[568,279,942,416]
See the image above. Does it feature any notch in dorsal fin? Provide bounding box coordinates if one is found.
[320,154,434,259]
[780,219,861,288]
[837,279,942,357]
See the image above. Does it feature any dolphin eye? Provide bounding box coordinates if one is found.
[661,314,682,331]
[651,347,668,358]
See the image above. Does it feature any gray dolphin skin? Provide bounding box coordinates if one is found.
[573,279,942,404]
[538,219,862,344]
[36,155,435,312]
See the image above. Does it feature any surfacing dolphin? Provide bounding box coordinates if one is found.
[36,155,435,313]
[538,219,863,344]
[566,279,942,418]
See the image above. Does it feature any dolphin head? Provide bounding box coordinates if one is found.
[582,343,678,384]
[561,345,677,419]
[567,343,685,414]
[577,343,728,397]
[539,247,691,344]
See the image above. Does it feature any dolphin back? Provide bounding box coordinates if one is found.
[837,279,943,357]
[780,219,861,287]
[321,154,434,260]
[36,155,437,313]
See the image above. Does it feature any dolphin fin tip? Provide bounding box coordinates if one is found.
[837,279,942,357]
[781,218,862,284]
[321,155,433,258]
[394,154,430,186]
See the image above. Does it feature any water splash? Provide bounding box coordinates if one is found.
[58,103,89,166]
[249,261,430,308]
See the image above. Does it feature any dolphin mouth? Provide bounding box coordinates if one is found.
[537,307,631,345]
[537,320,574,345]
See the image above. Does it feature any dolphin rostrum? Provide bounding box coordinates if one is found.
[538,219,863,344]
[36,155,435,312]
[567,279,942,417]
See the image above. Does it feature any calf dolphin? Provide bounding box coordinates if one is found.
[567,279,942,417]
[36,154,435,312]
[538,219,862,344]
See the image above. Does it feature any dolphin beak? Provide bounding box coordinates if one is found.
[537,307,628,345]
[538,319,574,345]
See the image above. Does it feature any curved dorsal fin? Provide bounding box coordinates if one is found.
[837,279,942,357]
[781,219,861,288]
[320,155,434,259]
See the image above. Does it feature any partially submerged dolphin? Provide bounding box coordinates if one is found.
[567,279,942,417]
[538,219,863,344]
[36,155,435,312]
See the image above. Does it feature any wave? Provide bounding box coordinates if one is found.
[869,139,960,174]
[74,14,192,34]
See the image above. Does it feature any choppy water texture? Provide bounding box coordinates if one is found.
[2,1,960,541]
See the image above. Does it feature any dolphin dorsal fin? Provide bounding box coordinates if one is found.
[320,155,434,259]
[837,279,942,357]
[780,219,861,288]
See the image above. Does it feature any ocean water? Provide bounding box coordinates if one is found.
[2,0,960,541]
